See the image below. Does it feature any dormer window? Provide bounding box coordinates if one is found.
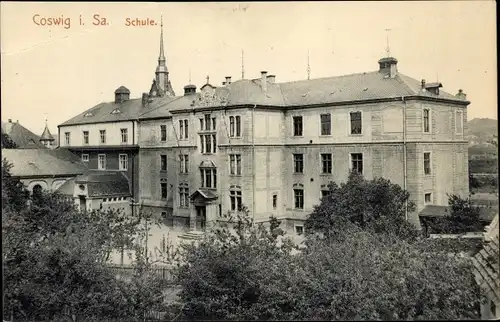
[424,82,443,95]
[84,112,93,117]
[111,108,121,114]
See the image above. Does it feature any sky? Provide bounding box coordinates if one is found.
[1,1,497,135]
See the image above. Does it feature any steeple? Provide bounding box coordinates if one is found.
[151,14,175,98]
[40,117,55,149]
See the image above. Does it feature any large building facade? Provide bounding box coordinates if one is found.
[58,22,470,239]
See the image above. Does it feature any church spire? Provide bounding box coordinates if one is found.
[158,15,166,66]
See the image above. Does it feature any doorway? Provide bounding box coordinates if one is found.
[79,196,86,212]
[195,206,206,230]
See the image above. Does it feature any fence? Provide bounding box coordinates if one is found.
[107,264,177,284]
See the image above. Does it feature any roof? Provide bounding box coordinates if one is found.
[56,170,130,197]
[115,86,130,94]
[419,205,496,222]
[40,124,55,141]
[1,121,46,149]
[2,148,88,177]
[190,188,217,200]
[472,214,499,305]
[61,65,468,126]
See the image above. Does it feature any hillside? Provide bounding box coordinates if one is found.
[468,118,498,142]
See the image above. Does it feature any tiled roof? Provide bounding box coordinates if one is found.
[419,205,496,222]
[190,188,217,200]
[61,68,468,125]
[56,170,131,197]
[1,121,46,149]
[2,148,88,177]
[472,214,499,306]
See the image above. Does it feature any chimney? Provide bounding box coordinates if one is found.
[222,82,226,86]
[378,57,398,78]
[261,71,268,93]
[456,89,467,100]
[421,79,426,89]
[8,119,12,123]
[225,76,232,85]
[184,84,197,96]
[142,93,149,108]
[114,86,130,104]
[267,75,276,83]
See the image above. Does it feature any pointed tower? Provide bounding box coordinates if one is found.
[150,15,175,97]
[40,119,55,149]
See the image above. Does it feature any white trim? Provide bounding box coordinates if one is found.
[455,110,464,134]
[422,107,432,133]
[81,154,89,162]
[348,110,363,136]
[319,113,332,136]
[119,153,128,171]
[349,152,364,174]
[294,224,305,236]
[98,154,106,170]
[82,130,89,145]
[423,151,432,176]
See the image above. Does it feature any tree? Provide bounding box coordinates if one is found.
[425,194,485,234]
[305,171,418,241]
[2,162,167,321]
[1,132,17,149]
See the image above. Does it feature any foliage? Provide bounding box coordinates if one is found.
[304,170,419,241]
[175,206,480,320]
[424,194,486,234]
[469,158,498,174]
[2,161,167,321]
[175,206,297,320]
[1,132,17,148]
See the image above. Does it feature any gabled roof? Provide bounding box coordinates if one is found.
[2,148,87,177]
[190,188,217,201]
[1,121,46,149]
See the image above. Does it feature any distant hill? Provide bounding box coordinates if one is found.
[468,118,497,143]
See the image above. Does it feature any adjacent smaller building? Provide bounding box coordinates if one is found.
[2,148,88,192]
[1,119,46,149]
[57,170,132,215]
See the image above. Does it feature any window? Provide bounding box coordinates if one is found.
[295,225,304,236]
[99,130,106,144]
[83,131,89,145]
[294,188,304,209]
[204,114,211,131]
[161,182,168,200]
[200,134,216,154]
[424,152,431,175]
[179,120,189,139]
[293,116,303,136]
[98,154,106,170]
[272,194,278,209]
[350,111,362,134]
[321,153,332,174]
[423,109,430,133]
[424,193,432,204]
[81,154,89,162]
[119,154,128,171]
[320,114,331,135]
[200,118,204,131]
[212,117,216,130]
[179,183,189,208]
[229,116,242,137]
[160,155,167,171]
[64,132,70,145]
[160,125,167,142]
[351,153,363,174]
[293,154,304,174]
[179,154,189,173]
[200,168,217,189]
[321,190,330,198]
[230,187,242,211]
[455,111,463,134]
[120,128,128,143]
[229,154,242,175]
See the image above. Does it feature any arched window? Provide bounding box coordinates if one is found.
[32,184,43,197]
